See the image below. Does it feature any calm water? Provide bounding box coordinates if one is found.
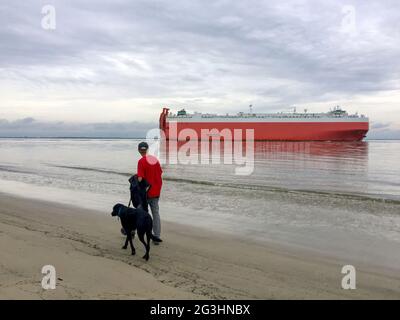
[0,138,400,270]
[0,138,399,200]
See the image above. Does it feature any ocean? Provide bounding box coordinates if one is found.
[1,138,399,200]
[0,138,399,270]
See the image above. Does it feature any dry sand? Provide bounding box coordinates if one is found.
[0,193,399,299]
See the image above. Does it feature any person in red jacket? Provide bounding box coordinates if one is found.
[137,142,163,244]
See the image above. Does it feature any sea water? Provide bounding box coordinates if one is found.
[0,138,399,271]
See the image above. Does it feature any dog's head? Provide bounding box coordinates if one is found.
[111,203,124,217]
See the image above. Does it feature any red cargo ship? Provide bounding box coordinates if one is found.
[159,106,369,141]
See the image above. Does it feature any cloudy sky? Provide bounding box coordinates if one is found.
[1,0,400,138]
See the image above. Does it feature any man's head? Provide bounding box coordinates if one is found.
[138,141,149,156]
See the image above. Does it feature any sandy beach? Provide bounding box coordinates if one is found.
[0,192,399,299]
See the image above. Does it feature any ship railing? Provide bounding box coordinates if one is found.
[167,114,364,119]
[167,115,193,118]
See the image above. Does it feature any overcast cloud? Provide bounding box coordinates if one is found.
[1,0,400,137]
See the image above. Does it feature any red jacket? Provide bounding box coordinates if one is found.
[137,155,163,198]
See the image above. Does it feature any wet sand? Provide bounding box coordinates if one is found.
[0,193,399,299]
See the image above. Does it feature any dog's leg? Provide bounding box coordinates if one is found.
[122,236,129,250]
[145,231,151,259]
[138,231,149,261]
[129,233,136,256]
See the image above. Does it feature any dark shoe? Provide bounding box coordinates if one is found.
[152,236,163,243]
[152,241,160,245]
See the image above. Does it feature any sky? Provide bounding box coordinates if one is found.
[0,0,400,138]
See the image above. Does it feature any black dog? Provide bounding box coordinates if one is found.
[111,203,155,261]
[128,174,150,212]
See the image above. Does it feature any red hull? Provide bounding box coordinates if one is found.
[165,122,369,141]
[159,108,369,141]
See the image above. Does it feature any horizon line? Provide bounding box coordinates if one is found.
[0,136,399,141]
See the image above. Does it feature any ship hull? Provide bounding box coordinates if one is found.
[159,108,369,141]
[162,121,369,141]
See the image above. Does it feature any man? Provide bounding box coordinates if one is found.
[137,141,163,245]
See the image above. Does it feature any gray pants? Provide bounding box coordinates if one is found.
[148,197,161,238]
